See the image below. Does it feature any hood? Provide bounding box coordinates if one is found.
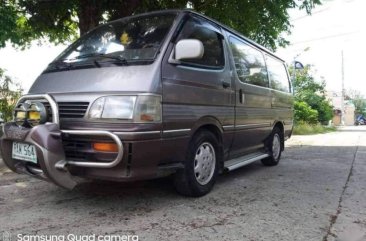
[28,64,161,94]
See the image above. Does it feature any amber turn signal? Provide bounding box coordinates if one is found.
[140,114,154,121]
[92,142,118,152]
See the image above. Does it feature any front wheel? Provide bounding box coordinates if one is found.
[174,130,219,197]
[261,127,283,166]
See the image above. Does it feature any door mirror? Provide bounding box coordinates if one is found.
[175,39,204,60]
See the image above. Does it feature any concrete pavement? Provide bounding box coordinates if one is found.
[0,126,365,241]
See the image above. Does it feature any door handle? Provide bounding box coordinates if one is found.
[239,89,245,104]
[222,80,230,88]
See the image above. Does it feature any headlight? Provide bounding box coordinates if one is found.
[88,95,161,122]
[133,95,161,122]
[88,96,136,119]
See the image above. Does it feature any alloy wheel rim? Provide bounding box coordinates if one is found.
[272,133,281,160]
[194,142,216,185]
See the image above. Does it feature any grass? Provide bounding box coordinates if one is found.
[293,122,337,135]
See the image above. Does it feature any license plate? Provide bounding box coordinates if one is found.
[12,142,38,164]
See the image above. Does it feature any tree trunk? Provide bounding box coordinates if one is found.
[77,0,103,36]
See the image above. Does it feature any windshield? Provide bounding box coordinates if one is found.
[53,13,177,64]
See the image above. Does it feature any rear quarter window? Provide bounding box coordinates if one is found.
[266,56,290,92]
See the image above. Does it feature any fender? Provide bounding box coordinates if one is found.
[189,116,224,138]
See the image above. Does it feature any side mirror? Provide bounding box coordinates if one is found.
[169,39,204,64]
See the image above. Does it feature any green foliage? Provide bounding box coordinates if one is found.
[0,68,22,121]
[298,91,333,123]
[293,122,337,135]
[314,98,333,123]
[290,65,333,124]
[200,0,320,49]
[0,1,18,48]
[294,101,318,124]
[0,0,321,50]
[0,0,79,48]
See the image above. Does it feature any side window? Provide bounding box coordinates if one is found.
[176,17,224,68]
[229,37,268,88]
[266,56,290,92]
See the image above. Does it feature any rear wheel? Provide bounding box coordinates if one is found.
[174,130,219,197]
[261,127,283,166]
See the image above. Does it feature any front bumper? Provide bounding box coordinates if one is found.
[0,122,124,189]
[0,94,188,189]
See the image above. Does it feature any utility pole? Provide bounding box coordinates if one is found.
[341,50,345,125]
[292,58,296,93]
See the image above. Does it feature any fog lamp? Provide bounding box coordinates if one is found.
[27,102,47,127]
[13,101,48,127]
[14,103,28,127]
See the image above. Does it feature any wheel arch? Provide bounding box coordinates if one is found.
[190,116,224,142]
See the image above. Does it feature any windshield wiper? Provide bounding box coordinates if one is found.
[50,60,72,70]
[47,53,129,72]
[71,53,129,66]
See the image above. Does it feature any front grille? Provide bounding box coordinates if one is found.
[63,139,91,160]
[62,137,118,162]
[58,102,89,118]
[43,102,89,119]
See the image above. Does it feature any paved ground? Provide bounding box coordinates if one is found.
[0,126,365,241]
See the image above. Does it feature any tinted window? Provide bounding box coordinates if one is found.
[177,17,224,68]
[266,56,290,92]
[229,37,268,87]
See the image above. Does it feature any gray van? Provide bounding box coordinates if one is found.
[0,10,293,197]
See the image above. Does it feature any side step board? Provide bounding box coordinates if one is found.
[224,152,269,172]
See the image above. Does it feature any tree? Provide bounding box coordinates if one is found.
[0,68,23,121]
[290,65,333,124]
[0,0,321,50]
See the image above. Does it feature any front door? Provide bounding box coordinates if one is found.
[161,14,235,159]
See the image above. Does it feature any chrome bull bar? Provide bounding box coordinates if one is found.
[56,130,123,169]
[17,94,124,169]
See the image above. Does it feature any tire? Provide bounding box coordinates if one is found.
[261,127,283,166]
[174,130,220,197]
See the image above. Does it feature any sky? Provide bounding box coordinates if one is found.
[276,0,366,96]
[0,43,66,92]
[0,0,365,95]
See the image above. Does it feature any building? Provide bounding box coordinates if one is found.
[327,91,355,126]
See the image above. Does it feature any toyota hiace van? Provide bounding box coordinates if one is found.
[0,10,293,196]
